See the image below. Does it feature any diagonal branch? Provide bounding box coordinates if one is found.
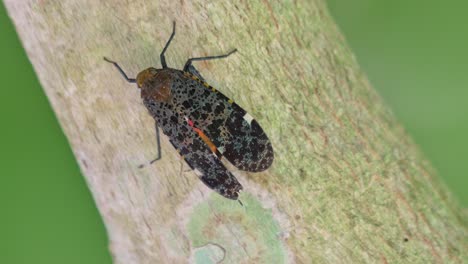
[4,0,467,263]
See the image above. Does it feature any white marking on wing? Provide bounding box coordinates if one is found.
[243,113,254,125]
[218,146,225,154]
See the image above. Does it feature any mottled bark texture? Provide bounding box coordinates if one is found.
[4,0,467,263]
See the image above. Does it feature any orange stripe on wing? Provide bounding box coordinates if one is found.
[193,127,218,154]
[186,118,221,157]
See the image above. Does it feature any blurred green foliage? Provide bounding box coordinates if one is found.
[0,1,466,263]
[0,3,112,264]
[327,0,468,206]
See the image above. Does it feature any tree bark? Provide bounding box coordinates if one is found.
[4,0,466,263]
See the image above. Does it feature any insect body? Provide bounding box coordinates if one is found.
[104,22,273,200]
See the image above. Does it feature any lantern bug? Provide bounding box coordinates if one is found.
[104,22,273,200]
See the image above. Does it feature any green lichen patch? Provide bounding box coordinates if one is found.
[187,193,287,263]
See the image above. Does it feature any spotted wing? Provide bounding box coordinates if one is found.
[155,111,243,200]
[175,70,274,172]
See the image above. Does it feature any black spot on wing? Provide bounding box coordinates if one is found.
[165,115,243,200]
[221,105,274,172]
[171,70,274,172]
[196,98,274,172]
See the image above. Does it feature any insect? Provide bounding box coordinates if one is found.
[104,22,274,200]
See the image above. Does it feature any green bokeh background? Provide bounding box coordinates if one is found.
[1,1,466,263]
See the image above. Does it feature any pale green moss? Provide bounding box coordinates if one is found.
[188,193,286,263]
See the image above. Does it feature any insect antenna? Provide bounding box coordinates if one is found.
[103,57,136,83]
[160,21,176,69]
[183,49,237,71]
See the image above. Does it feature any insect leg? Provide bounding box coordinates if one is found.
[160,21,176,69]
[183,49,237,72]
[149,123,162,164]
[103,57,136,83]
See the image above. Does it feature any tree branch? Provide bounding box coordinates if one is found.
[4,0,466,263]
